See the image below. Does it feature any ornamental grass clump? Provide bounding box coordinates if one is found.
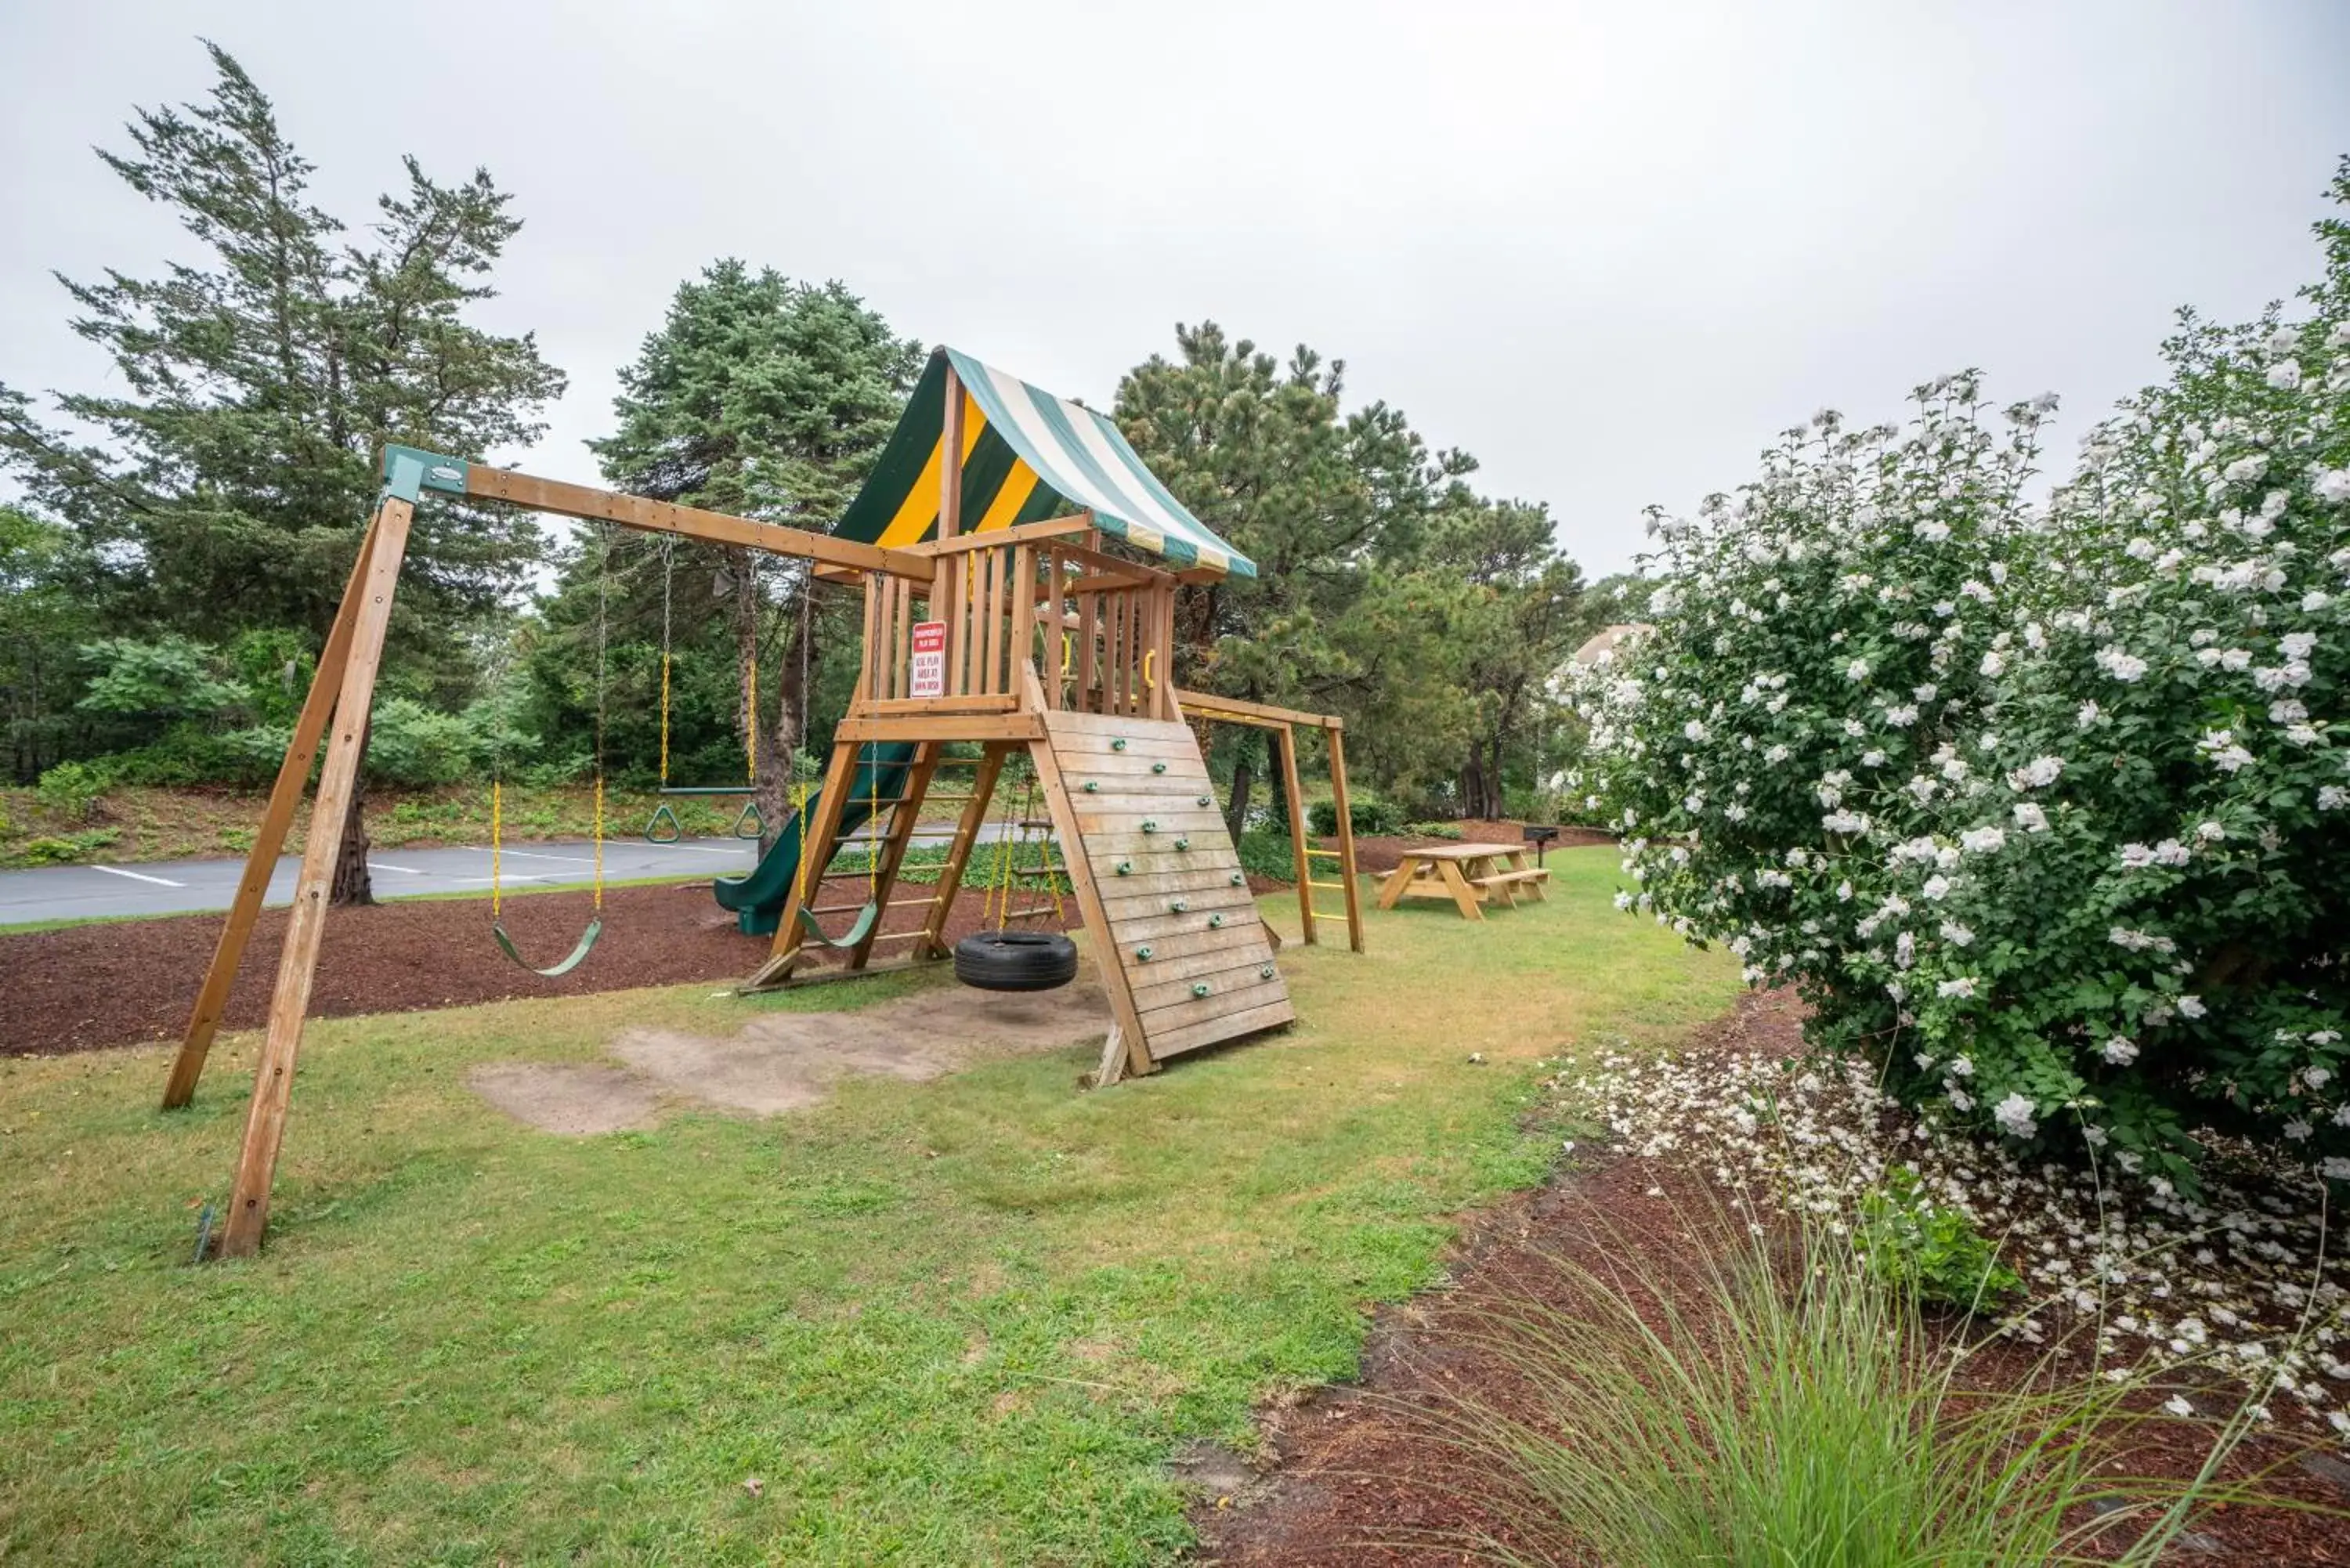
[1572,159,2350,1194]
[1421,1209,2263,1568]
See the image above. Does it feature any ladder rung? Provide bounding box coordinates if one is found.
[808,901,873,916]
[1000,905,1060,919]
[1307,880,1349,891]
[887,897,937,909]
[1010,866,1062,878]
[1017,818,1057,829]
[1304,847,1342,858]
[925,793,976,804]
[869,928,932,943]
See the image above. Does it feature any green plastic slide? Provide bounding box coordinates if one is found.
[712,742,920,936]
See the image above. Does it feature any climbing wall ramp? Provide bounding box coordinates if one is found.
[1032,710,1293,1076]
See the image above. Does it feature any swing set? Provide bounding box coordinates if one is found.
[642,533,765,846]
[164,345,1364,1259]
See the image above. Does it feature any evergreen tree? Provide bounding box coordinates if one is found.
[0,42,563,900]
[585,263,921,845]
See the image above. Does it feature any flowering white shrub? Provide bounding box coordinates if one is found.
[1574,161,2350,1194]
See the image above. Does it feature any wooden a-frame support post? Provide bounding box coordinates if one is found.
[216,494,414,1257]
[162,507,383,1109]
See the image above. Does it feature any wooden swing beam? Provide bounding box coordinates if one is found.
[161,447,953,1259]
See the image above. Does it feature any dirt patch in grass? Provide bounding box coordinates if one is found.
[0,876,1083,1058]
[577,973,1112,1122]
[468,1062,663,1135]
[1195,989,2350,1567]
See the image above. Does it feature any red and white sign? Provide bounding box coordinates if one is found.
[908,620,949,699]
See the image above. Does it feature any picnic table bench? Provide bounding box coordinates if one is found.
[1376,841,1550,920]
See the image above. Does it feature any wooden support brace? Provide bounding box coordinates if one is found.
[162,510,381,1109]
[217,497,416,1258]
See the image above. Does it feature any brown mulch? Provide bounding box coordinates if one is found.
[1195,989,2350,1567]
[0,876,1075,1059]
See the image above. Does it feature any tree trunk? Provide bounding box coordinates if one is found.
[755,570,815,846]
[728,545,770,851]
[328,717,374,906]
[1224,735,1256,845]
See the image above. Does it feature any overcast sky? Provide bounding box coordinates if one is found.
[5,1,2347,578]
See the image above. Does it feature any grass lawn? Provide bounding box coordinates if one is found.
[0,847,1736,1565]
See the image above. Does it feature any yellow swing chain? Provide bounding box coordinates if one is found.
[491,779,503,919]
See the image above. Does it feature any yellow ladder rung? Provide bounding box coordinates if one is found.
[1307,880,1350,891]
[1304,846,1343,858]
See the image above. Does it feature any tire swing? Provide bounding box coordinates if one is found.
[953,770,1075,992]
[487,522,609,977]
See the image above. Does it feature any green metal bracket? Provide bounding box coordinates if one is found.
[381,444,468,503]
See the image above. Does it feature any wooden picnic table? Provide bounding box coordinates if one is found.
[1375,840,1550,921]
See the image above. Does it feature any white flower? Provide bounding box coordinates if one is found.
[1960,826,2005,854]
[1992,1093,2037,1138]
[1947,1086,1974,1111]
[2164,1395,2196,1418]
[1683,720,1709,742]
[2266,359,2302,392]
[2306,1067,2333,1089]
[1763,743,1791,764]
[2316,468,2350,504]
[1979,650,2005,677]
[2119,843,2155,869]
[2197,729,2254,772]
[1947,1055,1974,1078]
[1822,809,1869,834]
[2076,700,2101,728]
[1940,920,1975,947]
[2223,454,2269,486]
[2095,645,2149,682]
[1921,874,1953,901]
[2178,994,2207,1019]
[1937,977,1977,999]
[2102,1037,2139,1066]
[2322,1158,2350,1181]
[2281,630,2318,661]
[1846,657,1872,681]
[2013,803,2050,833]
[1885,703,1919,727]
[2193,821,2225,843]
[2283,1119,2312,1141]
[2321,786,2350,811]
[2008,756,2065,790]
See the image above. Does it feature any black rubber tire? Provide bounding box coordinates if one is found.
[953,930,1079,992]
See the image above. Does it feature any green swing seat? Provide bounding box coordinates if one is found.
[794,901,880,950]
[492,916,604,977]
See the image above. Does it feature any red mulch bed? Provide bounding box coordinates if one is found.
[1,876,1075,1059]
[1195,990,2350,1566]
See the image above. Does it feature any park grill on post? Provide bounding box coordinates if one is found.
[161,345,1354,1262]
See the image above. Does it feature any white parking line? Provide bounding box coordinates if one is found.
[494,849,598,865]
[92,865,187,887]
[643,844,758,857]
[367,862,428,875]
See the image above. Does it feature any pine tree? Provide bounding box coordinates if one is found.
[0,43,563,901]
[588,263,921,845]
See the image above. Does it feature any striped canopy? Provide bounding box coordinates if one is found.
[833,347,1255,579]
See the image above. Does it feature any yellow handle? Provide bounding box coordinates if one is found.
[1061,631,1074,675]
[1142,649,1156,691]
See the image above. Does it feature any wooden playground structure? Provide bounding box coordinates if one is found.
[162,347,1361,1257]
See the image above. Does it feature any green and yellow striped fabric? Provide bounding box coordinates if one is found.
[833,347,1255,579]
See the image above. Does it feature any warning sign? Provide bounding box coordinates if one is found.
[908,620,949,699]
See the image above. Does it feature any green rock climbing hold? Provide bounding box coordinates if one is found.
[1195,794,1212,807]
[1115,860,1133,876]
[1169,898,1188,913]
[1173,837,1191,852]
[1141,819,1159,833]
[1229,873,1246,886]
[1259,964,1276,980]
[1083,780,1099,793]
[1152,761,1167,774]
[1111,737,1128,751]
[1191,981,1211,998]
[1208,913,1225,929]
[1135,945,1154,961]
